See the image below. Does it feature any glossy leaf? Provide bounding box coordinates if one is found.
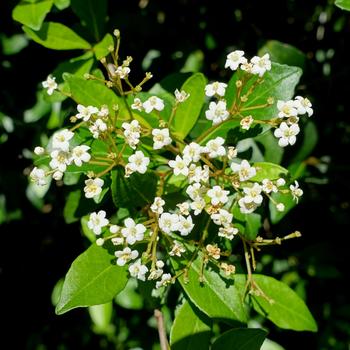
[251,162,288,182]
[335,0,350,10]
[111,167,158,210]
[13,0,53,30]
[171,252,247,324]
[53,0,70,10]
[172,73,206,140]
[23,22,91,50]
[88,302,113,335]
[251,274,317,332]
[115,279,143,310]
[93,33,114,60]
[212,328,267,350]
[170,300,211,350]
[269,192,296,224]
[244,213,262,240]
[56,243,128,314]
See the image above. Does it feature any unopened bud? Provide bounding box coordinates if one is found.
[96,238,105,246]
[34,146,45,155]
[235,80,242,88]
[113,29,120,38]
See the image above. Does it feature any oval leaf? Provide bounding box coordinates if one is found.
[23,22,91,50]
[335,0,350,10]
[170,300,211,350]
[12,0,53,31]
[56,243,128,314]
[269,192,296,224]
[212,328,267,350]
[172,73,206,140]
[251,162,288,182]
[171,252,247,324]
[251,274,317,332]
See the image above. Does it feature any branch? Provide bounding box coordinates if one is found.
[154,309,170,350]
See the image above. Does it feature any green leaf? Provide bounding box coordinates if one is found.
[269,192,296,224]
[250,162,288,182]
[212,328,267,350]
[1,33,29,55]
[255,130,284,164]
[170,300,211,350]
[244,213,262,240]
[251,274,317,332]
[171,252,247,324]
[93,33,114,60]
[111,167,158,210]
[12,0,53,30]
[115,279,143,310]
[24,91,51,123]
[172,73,207,140]
[71,0,107,41]
[335,0,350,10]
[53,0,70,10]
[56,243,128,314]
[259,40,306,69]
[88,302,113,335]
[23,22,91,50]
[261,338,286,350]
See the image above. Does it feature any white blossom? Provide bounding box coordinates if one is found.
[211,209,233,226]
[231,159,256,182]
[87,210,109,235]
[294,96,313,117]
[110,225,120,234]
[168,155,191,176]
[183,142,203,162]
[240,115,254,130]
[111,237,124,246]
[127,151,150,174]
[122,120,141,137]
[177,215,194,236]
[49,150,71,172]
[34,146,45,155]
[115,66,130,79]
[227,146,238,160]
[84,177,104,198]
[190,198,206,216]
[76,104,98,121]
[240,62,254,74]
[186,183,206,201]
[143,96,164,113]
[205,81,227,97]
[121,218,146,245]
[52,129,74,152]
[225,50,247,71]
[159,213,179,234]
[42,75,57,95]
[150,197,165,214]
[251,53,271,77]
[129,260,148,281]
[30,167,47,186]
[205,101,229,125]
[169,241,186,257]
[89,119,107,138]
[218,225,238,240]
[52,170,63,181]
[152,128,172,150]
[115,247,139,266]
[276,203,285,212]
[177,202,190,216]
[131,98,144,111]
[274,122,300,147]
[262,179,278,193]
[174,89,190,103]
[276,178,286,187]
[242,183,263,205]
[203,137,226,158]
[156,273,173,289]
[277,100,298,119]
[98,105,109,118]
[238,197,259,214]
[207,185,230,206]
[290,180,303,202]
[71,145,91,166]
[188,164,208,184]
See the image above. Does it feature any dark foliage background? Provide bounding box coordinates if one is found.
[1,0,349,349]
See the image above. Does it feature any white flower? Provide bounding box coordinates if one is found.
[152,128,172,150]
[207,185,230,206]
[290,180,303,202]
[49,150,71,172]
[168,155,190,176]
[122,120,141,137]
[177,215,194,236]
[190,198,206,215]
[294,96,313,117]
[205,82,227,97]
[251,53,271,77]
[115,247,139,266]
[115,66,130,79]
[143,96,165,113]
[240,115,254,130]
[71,145,91,166]
[98,105,109,117]
[238,197,259,214]
[204,137,226,158]
[262,179,278,193]
[111,237,124,246]
[188,164,203,184]
[52,170,63,181]
[84,177,104,198]
[186,183,206,201]
[205,101,229,125]
[276,178,286,187]
[34,146,45,155]
[169,241,186,257]
[129,260,148,281]
[240,62,254,74]
[183,142,203,162]
[110,225,120,234]
[30,167,47,186]
[276,203,285,212]
[150,197,165,214]
[156,273,173,289]
[159,213,179,234]
[177,202,190,216]
[242,183,263,205]
[274,122,300,147]
[175,89,190,103]
[211,209,233,226]
[218,225,238,240]
[52,129,74,152]
[121,218,146,245]
[89,119,107,138]
[231,159,256,182]
[131,98,144,111]
[225,50,247,70]
[277,100,298,119]
[42,75,57,95]
[227,146,238,160]
[87,210,109,235]
[76,104,99,121]
[127,151,150,174]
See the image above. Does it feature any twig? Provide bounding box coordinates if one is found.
[154,309,170,350]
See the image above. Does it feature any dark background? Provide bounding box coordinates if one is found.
[1,0,349,349]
